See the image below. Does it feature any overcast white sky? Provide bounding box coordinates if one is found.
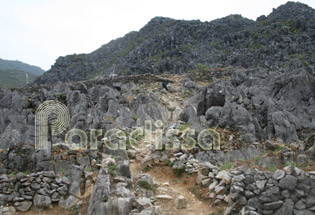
[1,0,314,71]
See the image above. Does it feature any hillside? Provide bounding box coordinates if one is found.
[0,58,44,88]
[0,58,44,76]
[0,69,37,89]
[34,1,315,84]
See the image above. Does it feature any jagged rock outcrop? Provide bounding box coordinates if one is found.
[34,2,315,84]
[180,67,315,144]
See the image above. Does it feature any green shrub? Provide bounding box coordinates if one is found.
[102,196,108,202]
[138,181,156,191]
[108,164,117,176]
[56,93,67,104]
[133,114,139,121]
[142,166,149,172]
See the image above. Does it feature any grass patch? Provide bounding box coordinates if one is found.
[60,168,65,175]
[285,161,296,168]
[183,90,190,96]
[274,146,283,153]
[85,167,92,172]
[142,166,149,172]
[253,156,259,162]
[173,166,186,177]
[138,181,157,192]
[178,124,190,131]
[268,165,277,172]
[108,164,117,176]
[220,162,233,170]
[152,197,158,204]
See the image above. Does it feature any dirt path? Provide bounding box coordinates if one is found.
[130,161,225,215]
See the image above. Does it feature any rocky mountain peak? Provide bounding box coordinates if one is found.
[33,2,315,86]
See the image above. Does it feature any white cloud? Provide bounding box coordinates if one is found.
[0,0,314,70]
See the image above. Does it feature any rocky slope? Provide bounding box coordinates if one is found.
[1,1,315,215]
[35,2,315,84]
[1,65,315,214]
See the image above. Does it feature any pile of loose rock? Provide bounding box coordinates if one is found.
[172,152,200,174]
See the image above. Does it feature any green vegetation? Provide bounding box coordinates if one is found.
[60,168,65,175]
[264,150,270,155]
[169,161,174,167]
[178,124,191,131]
[122,69,128,75]
[273,146,284,155]
[130,129,144,142]
[56,93,67,104]
[142,166,149,172]
[10,172,16,176]
[253,156,259,162]
[0,58,44,76]
[183,90,190,96]
[173,166,186,177]
[108,164,118,176]
[289,20,299,34]
[0,69,37,89]
[138,181,157,192]
[285,161,297,168]
[210,41,220,49]
[220,162,233,170]
[85,167,92,172]
[298,162,309,168]
[152,197,158,204]
[102,196,108,202]
[133,114,139,121]
[268,165,277,172]
[257,19,270,27]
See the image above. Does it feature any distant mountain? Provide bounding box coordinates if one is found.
[34,1,315,84]
[0,59,44,88]
[0,69,37,89]
[0,58,45,76]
